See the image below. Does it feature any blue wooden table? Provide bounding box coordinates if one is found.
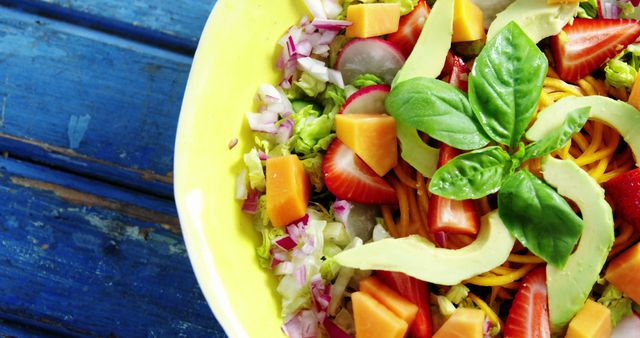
[0,0,227,336]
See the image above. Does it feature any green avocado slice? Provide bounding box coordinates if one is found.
[527,96,640,166]
[540,156,615,333]
[333,210,515,285]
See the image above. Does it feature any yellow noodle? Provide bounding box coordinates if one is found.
[465,264,537,286]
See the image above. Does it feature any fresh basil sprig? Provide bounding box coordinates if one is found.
[468,22,548,150]
[386,20,591,268]
[386,77,490,150]
[498,171,583,267]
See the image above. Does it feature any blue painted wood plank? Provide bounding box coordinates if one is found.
[0,0,215,52]
[0,157,225,337]
[0,7,192,198]
[0,319,62,337]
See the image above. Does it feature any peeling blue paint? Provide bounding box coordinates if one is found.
[67,114,91,149]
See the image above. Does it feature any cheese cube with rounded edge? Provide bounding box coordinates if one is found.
[266,155,310,227]
[346,3,401,38]
[565,299,612,338]
[452,0,486,42]
[605,242,640,304]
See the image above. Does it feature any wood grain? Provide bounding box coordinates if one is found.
[0,0,215,52]
[0,156,223,337]
[0,7,193,197]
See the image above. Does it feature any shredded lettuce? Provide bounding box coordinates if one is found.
[243,148,266,192]
[257,226,286,268]
[619,2,640,19]
[291,105,335,155]
[323,221,351,246]
[301,153,325,192]
[320,256,342,281]
[605,44,640,88]
[577,0,597,18]
[598,284,633,326]
[436,295,456,317]
[254,195,270,229]
[352,73,385,88]
[321,83,346,117]
[446,284,470,305]
[295,71,328,97]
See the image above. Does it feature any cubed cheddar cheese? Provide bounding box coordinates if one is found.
[335,113,397,176]
[605,242,640,304]
[346,3,401,38]
[565,300,612,338]
[359,276,419,324]
[266,155,310,227]
[452,0,486,43]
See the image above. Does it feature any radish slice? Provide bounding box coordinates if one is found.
[336,38,406,85]
[339,84,390,115]
[612,313,640,338]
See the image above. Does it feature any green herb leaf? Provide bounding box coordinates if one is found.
[498,170,583,268]
[468,21,548,150]
[386,77,491,150]
[429,146,512,200]
[523,107,590,162]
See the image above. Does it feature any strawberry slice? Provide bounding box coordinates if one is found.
[604,168,640,232]
[504,267,551,338]
[322,139,397,204]
[386,0,431,58]
[428,144,480,235]
[376,270,433,338]
[551,18,640,82]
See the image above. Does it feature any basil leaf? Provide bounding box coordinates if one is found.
[429,146,512,200]
[498,170,583,268]
[468,21,548,150]
[386,77,491,150]
[522,107,590,162]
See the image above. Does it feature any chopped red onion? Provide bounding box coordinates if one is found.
[322,0,343,19]
[272,248,289,262]
[246,112,278,133]
[271,257,283,268]
[274,235,298,251]
[282,310,318,338]
[280,79,292,89]
[277,118,295,144]
[288,224,303,243]
[258,84,281,103]
[277,87,294,117]
[483,319,492,338]
[310,275,331,311]
[235,169,248,200]
[599,0,621,18]
[323,318,351,338]
[328,69,345,88]
[332,199,353,225]
[297,39,313,57]
[287,35,298,57]
[295,265,308,286]
[313,44,331,57]
[297,57,330,82]
[274,261,295,275]
[241,189,260,214]
[304,0,327,19]
[311,19,352,30]
[319,30,339,45]
[257,150,268,161]
[435,232,448,248]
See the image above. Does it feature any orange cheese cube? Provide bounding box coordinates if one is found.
[359,276,419,325]
[433,308,484,338]
[335,114,397,176]
[352,291,408,338]
[452,0,486,43]
[605,242,640,304]
[266,155,310,227]
[346,3,401,38]
[628,72,640,110]
[565,300,612,338]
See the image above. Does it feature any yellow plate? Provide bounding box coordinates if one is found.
[174,1,308,337]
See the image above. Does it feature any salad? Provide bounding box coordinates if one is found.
[234,0,640,337]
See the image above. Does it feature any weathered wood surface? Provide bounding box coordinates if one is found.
[0,6,200,198]
[0,156,223,337]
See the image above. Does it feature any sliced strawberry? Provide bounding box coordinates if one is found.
[448,54,470,92]
[386,0,431,58]
[322,139,397,204]
[551,18,640,82]
[604,168,640,232]
[504,267,551,338]
[376,271,433,338]
[428,144,480,236]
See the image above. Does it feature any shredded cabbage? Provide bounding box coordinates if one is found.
[598,284,634,327]
[243,148,266,191]
[295,71,328,97]
[321,83,346,117]
[291,105,336,155]
[446,284,470,305]
[577,0,597,18]
[301,153,325,192]
[605,44,640,88]
[352,73,385,88]
[257,227,286,268]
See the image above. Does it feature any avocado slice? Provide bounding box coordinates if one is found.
[527,96,640,166]
[540,156,615,333]
[333,210,515,285]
